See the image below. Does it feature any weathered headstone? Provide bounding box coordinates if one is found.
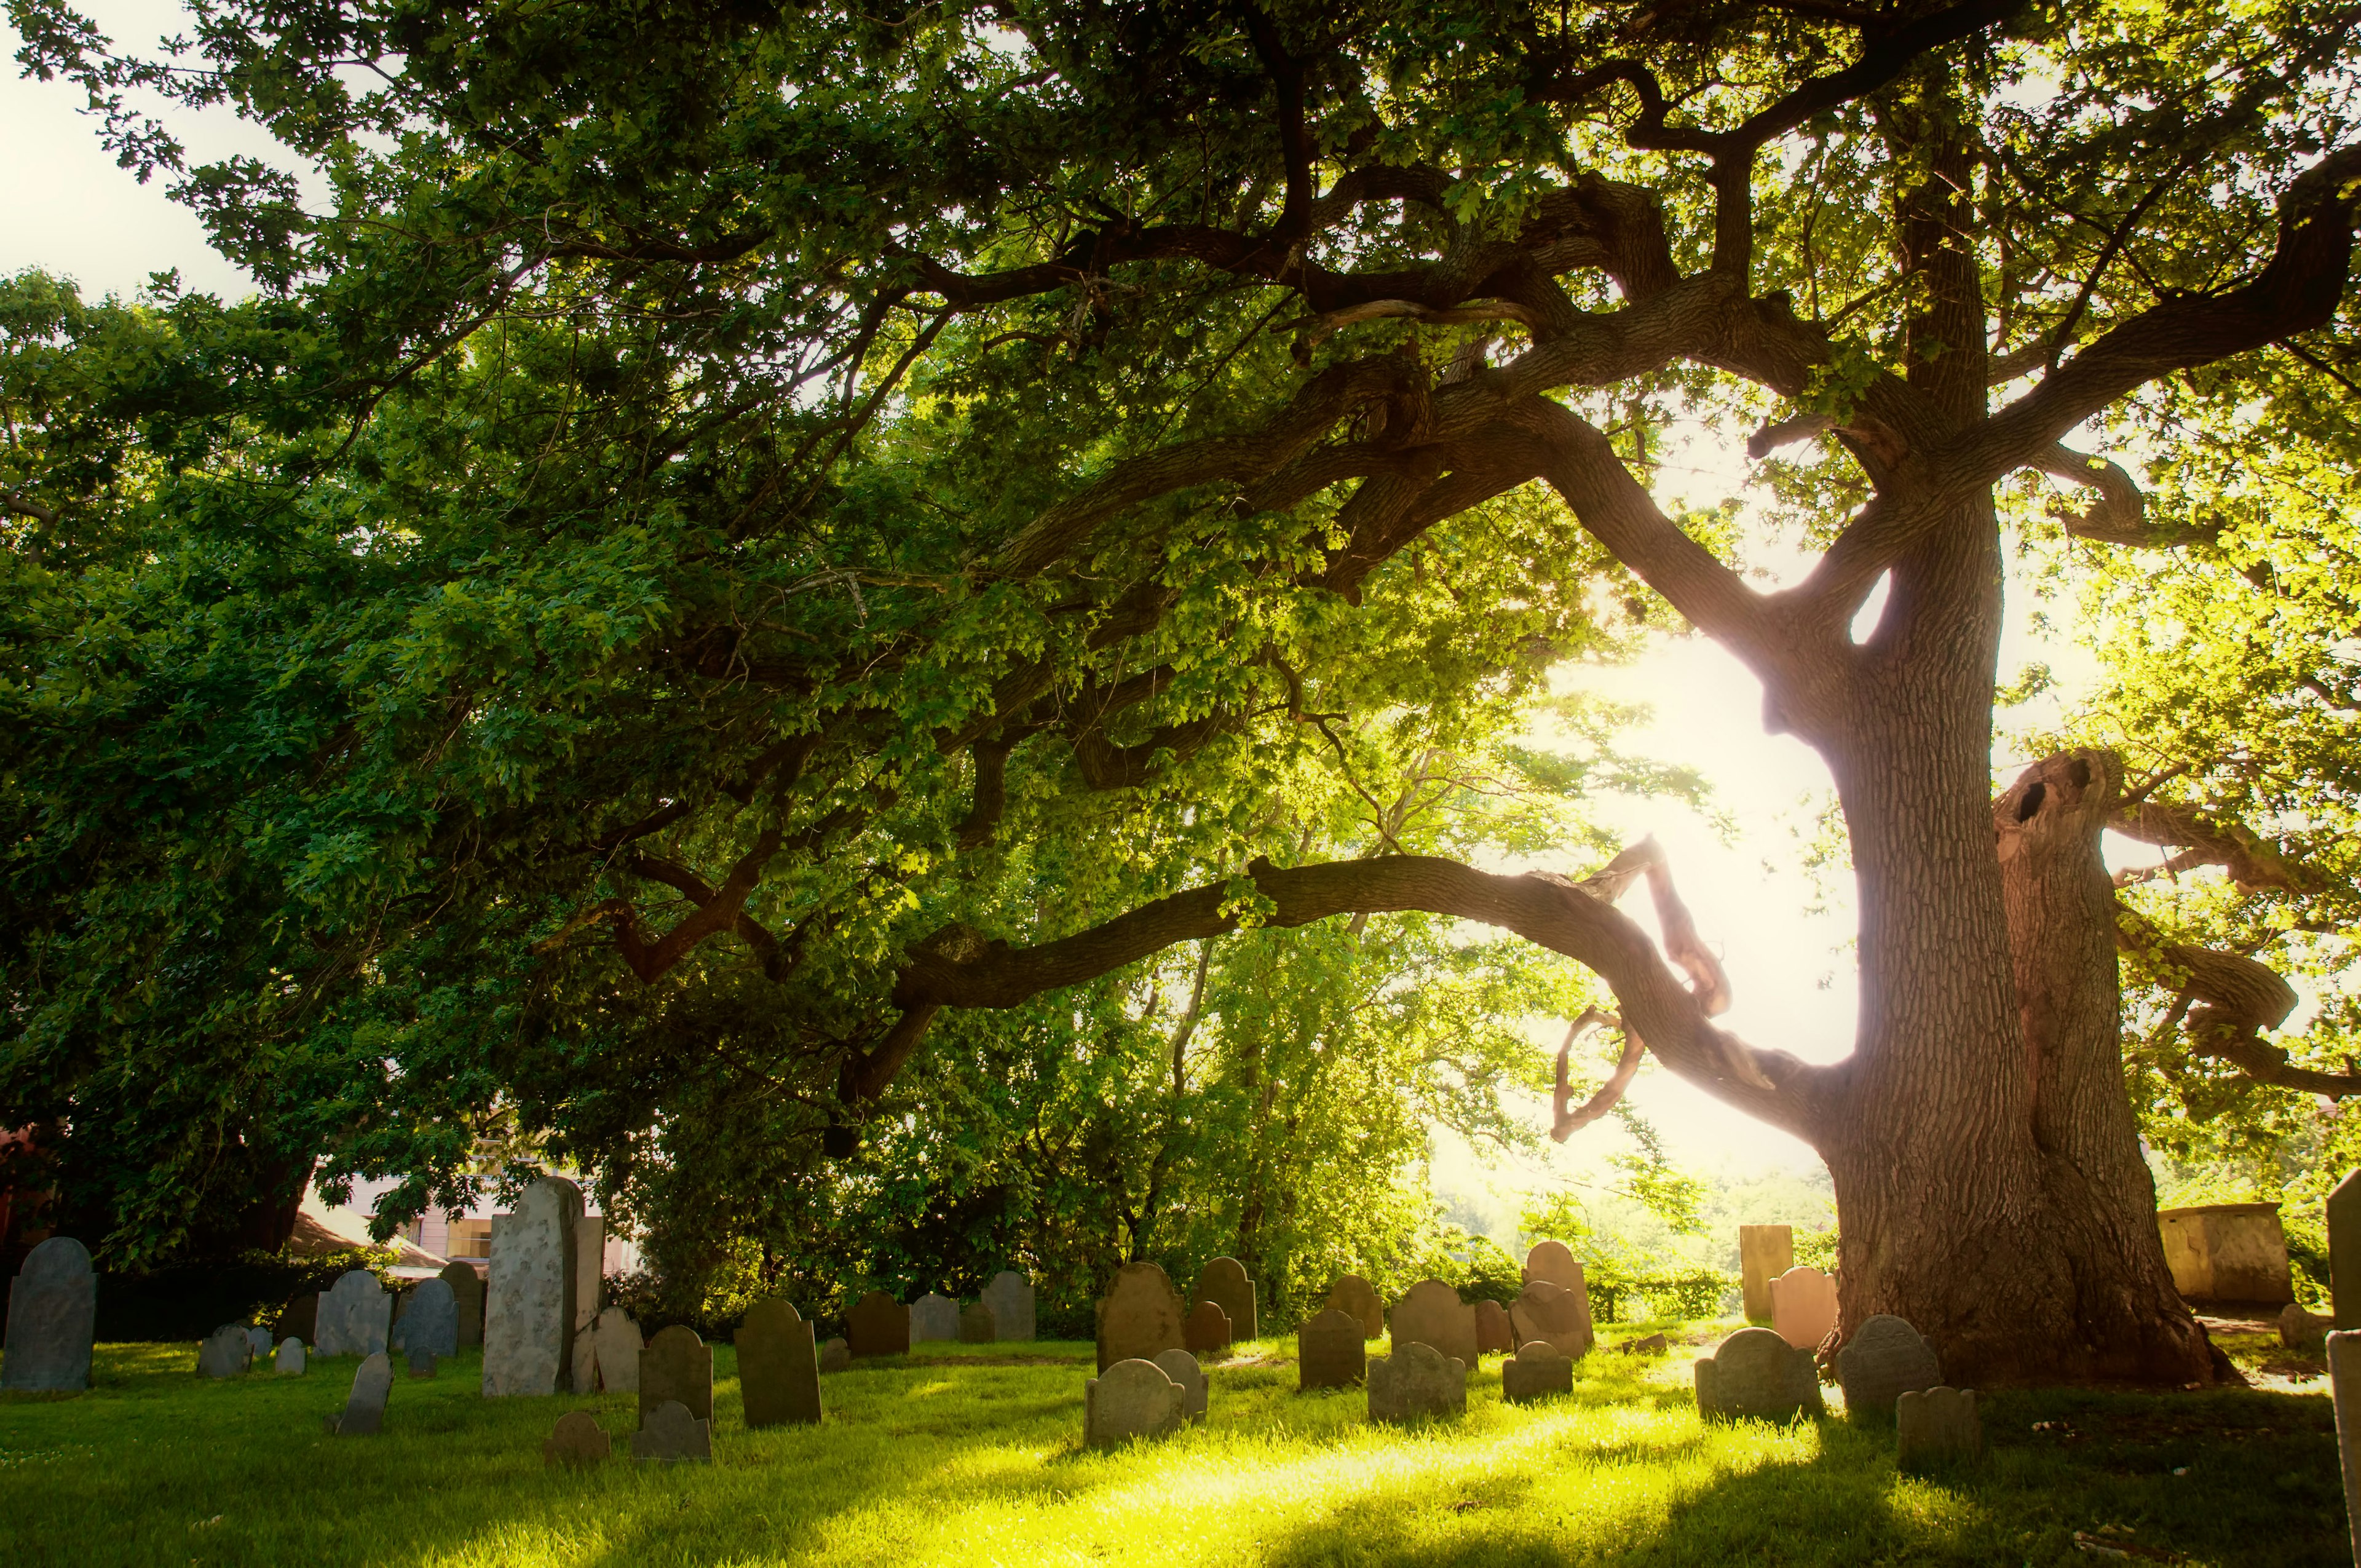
[1196,1256,1257,1342]
[911,1291,958,1344]
[1084,1358,1185,1447]
[390,1277,459,1360]
[2330,1329,2361,1565]
[738,1298,822,1428]
[272,1291,317,1347]
[1298,1307,1366,1390]
[1770,1265,1838,1352]
[1508,1278,1592,1360]
[3,1237,96,1392]
[441,1261,484,1349]
[981,1270,1035,1342]
[407,1348,438,1379]
[1835,1313,1941,1422]
[593,1306,642,1395]
[639,1324,714,1428]
[1502,1340,1573,1405]
[1368,1341,1466,1422]
[2157,1202,2294,1306]
[315,1269,391,1358]
[819,1336,850,1372]
[1326,1273,1384,1339]
[959,1302,997,1344]
[846,1291,909,1358]
[1896,1385,1982,1471]
[197,1323,250,1379]
[275,1337,306,1376]
[1184,1299,1232,1354]
[328,1352,393,1436]
[1095,1261,1185,1372]
[571,1213,606,1394]
[1739,1225,1793,1321]
[1153,1347,1208,1424]
[244,1325,273,1361]
[544,1410,611,1467]
[2283,1302,2332,1349]
[1474,1299,1516,1355]
[632,1398,711,1463]
[2331,1171,2361,1331]
[481,1176,582,1396]
[1388,1279,1477,1374]
[1523,1240,1584,1293]
[1696,1326,1822,1422]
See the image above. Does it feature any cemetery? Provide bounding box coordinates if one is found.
[8,0,2361,1562]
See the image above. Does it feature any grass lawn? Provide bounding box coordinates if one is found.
[0,1320,2346,1566]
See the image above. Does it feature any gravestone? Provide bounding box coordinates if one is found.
[2331,1171,2361,1330]
[1474,1299,1516,1355]
[1770,1265,1838,1351]
[1196,1257,1257,1342]
[390,1277,459,1360]
[1084,1358,1185,1447]
[1388,1279,1478,1374]
[1696,1326,1822,1422]
[1325,1273,1383,1339]
[3,1237,96,1392]
[544,1411,611,1467]
[1298,1308,1366,1390]
[1153,1347,1208,1424]
[1835,1314,1941,1422]
[2330,1330,2361,1565]
[639,1324,714,1428]
[571,1213,605,1394]
[2283,1302,2331,1349]
[959,1302,997,1344]
[1368,1341,1466,1422]
[981,1271,1035,1342]
[1184,1300,1232,1354]
[593,1307,642,1395]
[408,1348,437,1379]
[441,1262,484,1349]
[2158,1202,2294,1306]
[245,1325,273,1361]
[1523,1240,1584,1293]
[272,1291,317,1347]
[820,1337,850,1372]
[847,1291,909,1357]
[632,1399,711,1463]
[197,1323,250,1379]
[275,1337,306,1376]
[738,1298,822,1428]
[1896,1385,1982,1471]
[1508,1279,1592,1359]
[1095,1261,1185,1372]
[1621,1332,1669,1355]
[482,1176,582,1396]
[1502,1340,1574,1405]
[1739,1225,1793,1321]
[911,1291,959,1344]
[315,1270,390,1358]
[328,1352,393,1436]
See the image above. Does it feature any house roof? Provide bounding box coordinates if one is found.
[287,1193,449,1273]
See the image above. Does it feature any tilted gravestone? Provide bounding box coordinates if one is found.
[390,1277,459,1360]
[1196,1257,1256,1342]
[315,1270,391,1358]
[1153,1347,1208,1424]
[1298,1308,1366,1391]
[1523,1240,1584,1293]
[593,1307,643,1394]
[544,1410,611,1468]
[959,1302,997,1344]
[482,1176,583,1396]
[738,1299,822,1429]
[3,1237,96,1392]
[633,1398,711,1463]
[2332,1171,2361,1331]
[1388,1279,1477,1374]
[328,1352,393,1435]
[1696,1326,1822,1422]
[1739,1225,1794,1321]
[639,1324,714,1428]
[1368,1341,1465,1422]
[1896,1386,1982,1471]
[1085,1358,1185,1447]
[1835,1314,1940,1422]
[1184,1300,1231,1354]
[1095,1262,1185,1372]
[1508,1279,1592,1360]
[196,1323,250,1379]
[819,1337,850,1372]
[911,1291,959,1344]
[1324,1273,1383,1339]
[1501,1340,1573,1405]
[847,1291,910,1358]
[2330,1329,2361,1565]
[1474,1299,1515,1355]
[571,1213,605,1394]
[440,1262,484,1349]
[981,1270,1035,1342]
[275,1337,306,1376]
[272,1291,317,1347]
[1771,1265,1838,1351]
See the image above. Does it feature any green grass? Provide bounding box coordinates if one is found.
[0,1321,2345,1566]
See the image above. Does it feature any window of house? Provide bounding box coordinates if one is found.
[447,1219,492,1259]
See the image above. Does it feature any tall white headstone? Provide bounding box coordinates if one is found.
[481,1177,582,1396]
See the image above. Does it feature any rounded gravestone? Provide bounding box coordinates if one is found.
[1094,1262,1185,1372]
[981,1271,1035,1342]
[1152,1347,1208,1423]
[315,1269,391,1358]
[593,1306,643,1394]
[737,1299,821,1428]
[1298,1308,1366,1390]
[1324,1273,1383,1339]
[1085,1358,1185,1447]
[1696,1325,1821,1422]
[846,1291,909,1358]
[1523,1240,1583,1293]
[1196,1257,1256,1342]
[1388,1279,1477,1373]
[1184,1299,1231,1353]
[1508,1278,1592,1359]
[1368,1340,1465,1422]
[196,1323,250,1379]
[439,1261,484,1349]
[819,1336,851,1372]
[911,1291,959,1344]
[275,1337,307,1376]
[1474,1298,1515,1355]
[390,1277,459,1360]
[2,1236,96,1392]
[1835,1313,1940,1422]
[1770,1265,1838,1352]
[482,1176,583,1396]
[638,1324,714,1428]
[958,1302,997,1344]
[1502,1340,1573,1404]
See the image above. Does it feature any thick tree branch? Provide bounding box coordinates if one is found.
[2110,800,2318,893]
[2116,902,2361,1099]
[2034,445,2215,547]
[1552,1007,1646,1140]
